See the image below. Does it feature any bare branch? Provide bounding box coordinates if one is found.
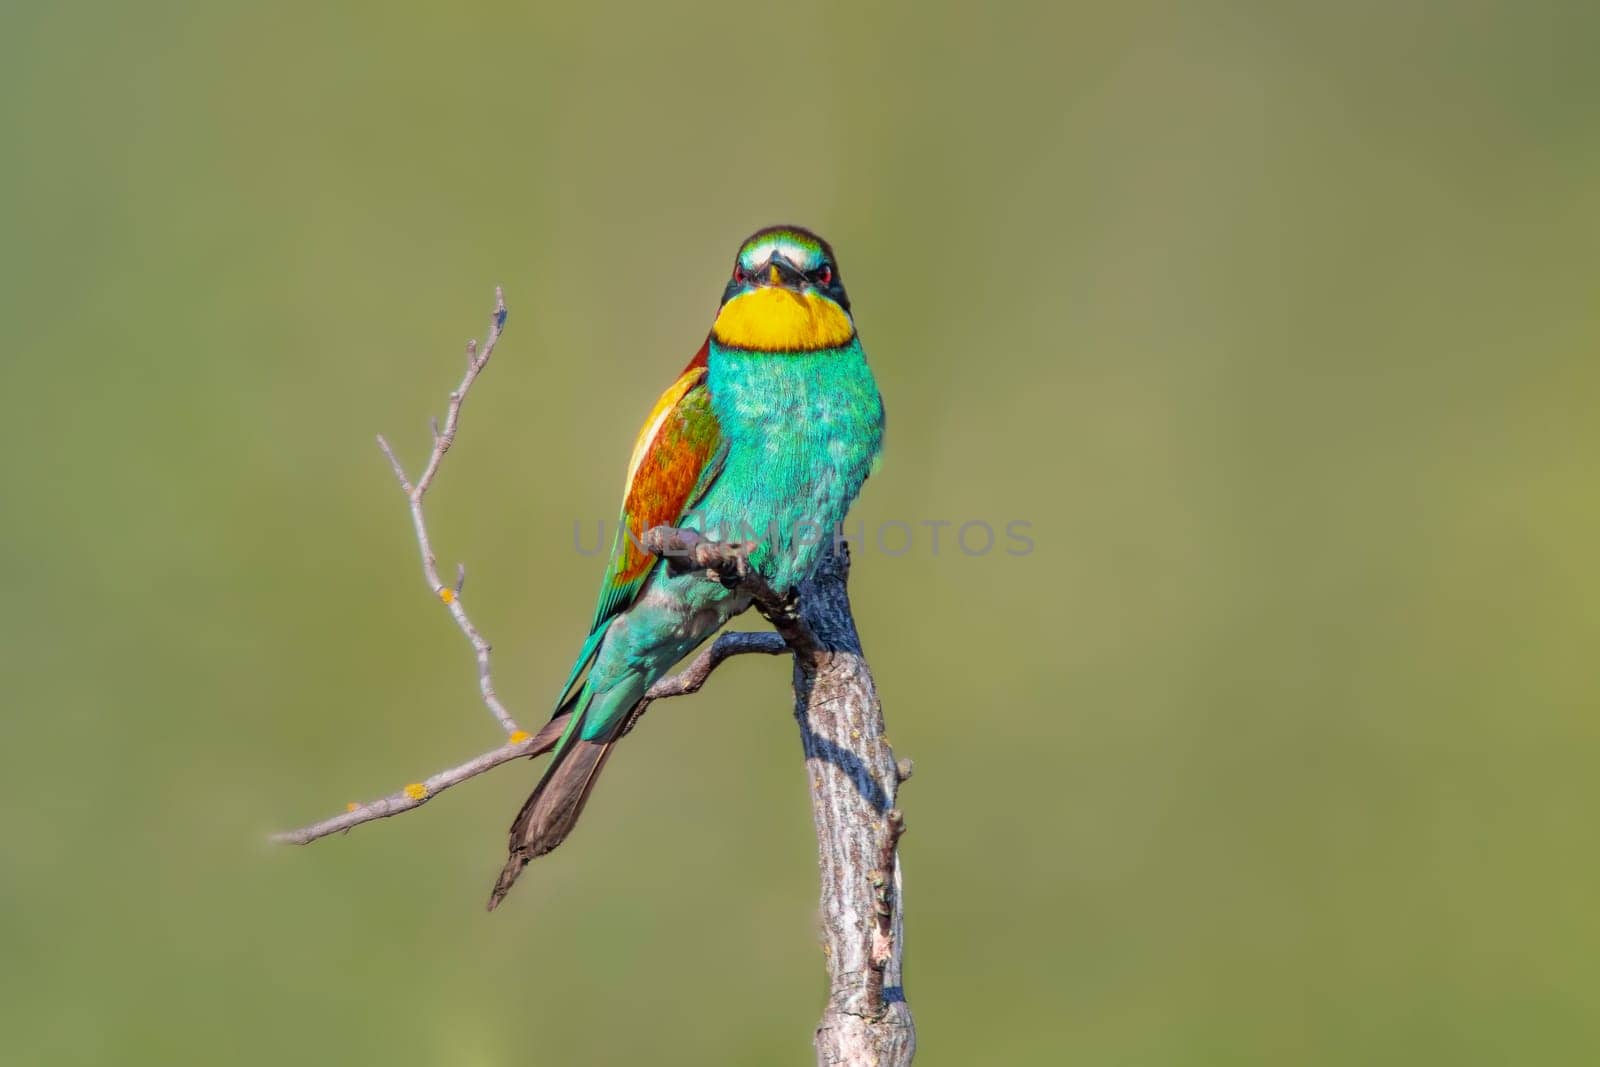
[791,545,915,1065]
[271,729,553,845]
[377,288,518,735]
[273,630,785,845]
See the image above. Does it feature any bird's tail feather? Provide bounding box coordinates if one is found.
[486,731,617,910]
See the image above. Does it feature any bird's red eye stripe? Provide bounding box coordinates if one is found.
[818,266,833,286]
[733,265,745,282]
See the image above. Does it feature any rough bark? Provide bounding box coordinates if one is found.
[792,544,915,1066]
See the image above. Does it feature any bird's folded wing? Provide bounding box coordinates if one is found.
[553,339,724,707]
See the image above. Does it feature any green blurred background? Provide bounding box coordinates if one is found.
[3,1,1598,1063]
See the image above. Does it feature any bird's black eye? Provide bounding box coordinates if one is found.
[816,265,833,286]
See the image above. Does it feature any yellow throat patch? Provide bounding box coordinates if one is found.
[711,288,854,352]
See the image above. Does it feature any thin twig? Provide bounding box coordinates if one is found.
[375,288,518,735]
[271,731,551,845]
[620,630,787,734]
[273,630,786,845]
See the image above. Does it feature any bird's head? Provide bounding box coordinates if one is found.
[712,226,855,353]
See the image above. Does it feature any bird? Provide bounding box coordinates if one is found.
[487,225,884,909]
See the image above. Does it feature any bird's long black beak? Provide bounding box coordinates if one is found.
[764,257,807,289]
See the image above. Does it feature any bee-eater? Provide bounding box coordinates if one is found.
[488,226,884,908]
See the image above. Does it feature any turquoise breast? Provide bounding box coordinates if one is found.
[699,340,884,592]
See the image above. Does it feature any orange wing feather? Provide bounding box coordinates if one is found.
[587,339,722,632]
